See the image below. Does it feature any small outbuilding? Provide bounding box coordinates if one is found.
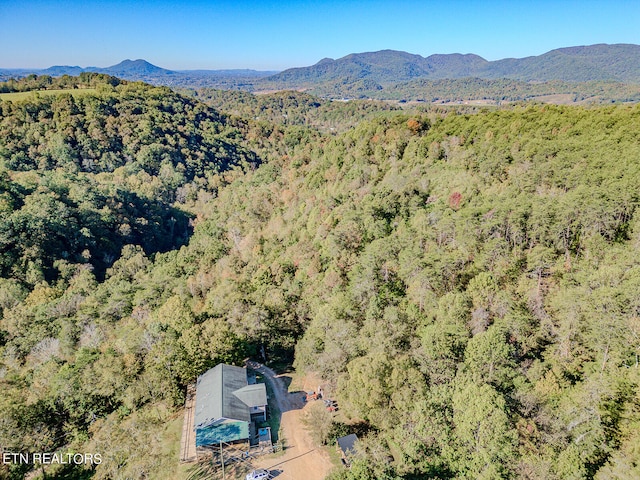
[337,433,358,466]
[194,364,268,448]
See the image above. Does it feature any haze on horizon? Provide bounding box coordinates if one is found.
[1,0,640,71]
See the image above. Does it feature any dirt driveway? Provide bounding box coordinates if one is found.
[247,361,333,480]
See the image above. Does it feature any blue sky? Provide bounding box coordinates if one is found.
[1,0,639,70]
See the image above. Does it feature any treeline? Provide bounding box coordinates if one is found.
[1,76,640,479]
[265,76,640,104]
[0,73,123,93]
[383,78,640,104]
[189,89,401,133]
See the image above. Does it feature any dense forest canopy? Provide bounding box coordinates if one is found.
[0,75,639,480]
[188,89,403,133]
[0,76,260,284]
[0,72,123,93]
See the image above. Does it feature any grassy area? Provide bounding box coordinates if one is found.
[326,443,344,472]
[164,414,191,479]
[286,372,306,393]
[0,88,97,100]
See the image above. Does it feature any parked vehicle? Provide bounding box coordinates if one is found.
[324,399,339,411]
[246,469,271,480]
[304,391,321,401]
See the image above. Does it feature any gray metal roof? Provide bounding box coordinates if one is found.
[233,383,267,408]
[194,364,250,428]
[337,434,358,456]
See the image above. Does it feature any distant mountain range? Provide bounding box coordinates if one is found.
[257,44,640,102]
[0,59,278,87]
[267,44,640,86]
[40,59,279,78]
[3,44,640,103]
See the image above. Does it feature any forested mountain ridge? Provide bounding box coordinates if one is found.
[483,43,640,82]
[269,50,488,85]
[268,44,640,86]
[1,76,640,479]
[91,59,174,77]
[37,60,175,78]
[256,44,640,101]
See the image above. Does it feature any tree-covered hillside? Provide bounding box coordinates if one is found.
[380,78,640,104]
[1,78,639,479]
[190,89,402,132]
[0,76,258,285]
